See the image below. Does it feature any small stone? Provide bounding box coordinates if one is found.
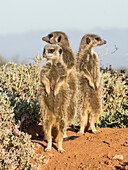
[42,157,49,164]
[107,153,112,158]
[48,153,55,159]
[110,155,123,161]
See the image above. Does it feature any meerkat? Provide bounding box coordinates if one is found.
[76,34,107,134]
[39,44,70,153]
[42,31,77,136]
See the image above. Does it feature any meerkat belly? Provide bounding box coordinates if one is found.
[44,88,66,111]
[48,69,58,89]
[67,71,76,92]
[78,75,90,94]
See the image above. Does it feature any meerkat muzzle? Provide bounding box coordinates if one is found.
[42,36,49,42]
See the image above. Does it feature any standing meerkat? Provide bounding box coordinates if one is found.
[42,31,77,135]
[39,44,70,153]
[77,34,107,134]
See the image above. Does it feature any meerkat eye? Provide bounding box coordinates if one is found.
[48,34,53,39]
[59,48,63,55]
[48,49,55,53]
[86,37,91,44]
[95,37,101,41]
[58,36,61,42]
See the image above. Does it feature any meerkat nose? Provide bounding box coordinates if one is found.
[42,36,48,41]
[42,36,46,41]
[104,40,107,44]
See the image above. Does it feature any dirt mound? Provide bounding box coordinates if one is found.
[31,127,128,170]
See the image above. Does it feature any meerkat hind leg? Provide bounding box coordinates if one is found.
[64,130,68,138]
[78,110,88,134]
[45,125,52,152]
[89,113,100,134]
[58,130,65,153]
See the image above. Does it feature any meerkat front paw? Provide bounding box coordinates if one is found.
[54,88,58,97]
[54,86,60,97]
[45,87,50,96]
[95,80,100,89]
[89,80,95,89]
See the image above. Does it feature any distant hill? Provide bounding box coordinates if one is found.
[0,29,128,68]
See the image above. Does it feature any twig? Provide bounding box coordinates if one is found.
[99,45,118,58]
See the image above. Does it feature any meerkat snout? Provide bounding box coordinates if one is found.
[42,36,51,43]
[42,33,54,44]
[104,40,107,44]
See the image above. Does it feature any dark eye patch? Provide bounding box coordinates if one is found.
[58,36,61,42]
[48,34,53,39]
[48,49,55,53]
[86,37,91,44]
[95,37,101,41]
[59,48,63,55]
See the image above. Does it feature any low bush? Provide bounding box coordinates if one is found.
[0,88,37,169]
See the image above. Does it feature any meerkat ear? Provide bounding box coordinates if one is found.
[59,48,63,55]
[86,37,91,44]
[58,36,61,42]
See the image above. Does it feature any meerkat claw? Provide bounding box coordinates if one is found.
[77,131,84,135]
[92,130,100,134]
[58,149,66,153]
[45,148,51,152]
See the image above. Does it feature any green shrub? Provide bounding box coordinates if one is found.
[0,60,42,131]
[0,57,48,169]
[0,88,37,169]
[96,72,128,128]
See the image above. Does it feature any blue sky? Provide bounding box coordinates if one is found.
[0,0,128,35]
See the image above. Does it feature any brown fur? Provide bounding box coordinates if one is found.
[42,32,77,135]
[77,34,107,134]
[39,44,70,152]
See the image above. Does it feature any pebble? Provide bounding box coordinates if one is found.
[48,153,55,159]
[42,157,49,164]
[110,155,123,161]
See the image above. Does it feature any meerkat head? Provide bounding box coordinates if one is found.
[80,34,107,49]
[42,31,70,47]
[43,44,63,61]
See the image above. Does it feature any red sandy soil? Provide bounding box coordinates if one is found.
[30,126,128,170]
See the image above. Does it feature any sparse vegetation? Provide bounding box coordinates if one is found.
[0,86,42,169]
[0,59,41,131]
[96,71,128,128]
